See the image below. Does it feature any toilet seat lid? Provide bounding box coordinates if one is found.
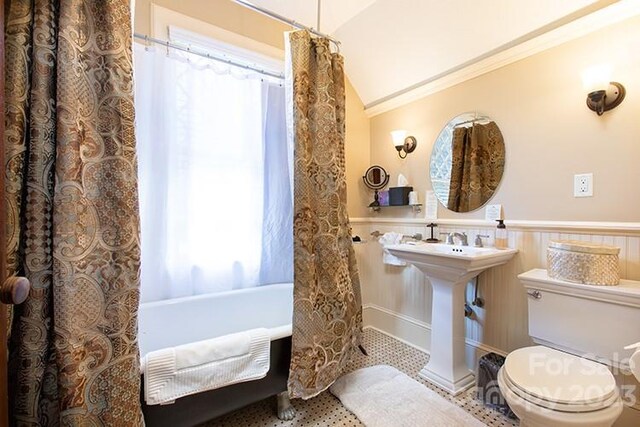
[503,346,617,410]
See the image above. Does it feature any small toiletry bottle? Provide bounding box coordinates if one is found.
[495,219,508,249]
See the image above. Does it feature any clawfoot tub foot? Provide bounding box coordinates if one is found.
[277,391,296,421]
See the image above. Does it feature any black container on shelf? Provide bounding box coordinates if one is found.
[389,186,413,206]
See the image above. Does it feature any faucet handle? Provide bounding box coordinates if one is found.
[474,234,490,247]
[445,233,454,245]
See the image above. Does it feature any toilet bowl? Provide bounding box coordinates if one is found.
[498,346,622,427]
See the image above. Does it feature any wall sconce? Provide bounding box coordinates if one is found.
[390,130,417,159]
[582,64,625,116]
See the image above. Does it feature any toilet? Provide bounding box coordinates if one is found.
[497,268,640,427]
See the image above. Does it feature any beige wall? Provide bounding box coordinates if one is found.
[133,0,371,218]
[345,80,372,218]
[134,0,289,48]
[369,15,640,223]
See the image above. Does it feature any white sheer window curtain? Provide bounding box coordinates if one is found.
[134,42,292,303]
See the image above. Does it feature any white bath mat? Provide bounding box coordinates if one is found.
[330,365,486,427]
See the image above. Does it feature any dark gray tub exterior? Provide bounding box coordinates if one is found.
[141,336,291,426]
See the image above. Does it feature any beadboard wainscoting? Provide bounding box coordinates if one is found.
[350,218,640,370]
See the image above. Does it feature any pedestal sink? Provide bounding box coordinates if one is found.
[387,242,517,395]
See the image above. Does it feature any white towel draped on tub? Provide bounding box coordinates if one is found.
[142,328,271,405]
[379,232,406,266]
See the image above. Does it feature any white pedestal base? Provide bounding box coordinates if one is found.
[419,366,475,396]
[419,275,477,396]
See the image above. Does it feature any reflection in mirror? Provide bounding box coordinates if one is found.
[430,113,505,212]
[362,165,389,207]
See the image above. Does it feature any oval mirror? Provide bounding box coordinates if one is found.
[430,113,505,212]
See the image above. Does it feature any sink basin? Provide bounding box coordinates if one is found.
[390,242,509,256]
[387,243,518,282]
[387,242,517,395]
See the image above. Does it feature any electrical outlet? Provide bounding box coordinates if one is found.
[574,173,593,197]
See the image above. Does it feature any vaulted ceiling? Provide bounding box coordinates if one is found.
[250,0,640,114]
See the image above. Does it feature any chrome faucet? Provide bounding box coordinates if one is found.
[474,234,490,247]
[446,232,468,246]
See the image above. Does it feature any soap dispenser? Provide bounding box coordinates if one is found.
[495,219,508,249]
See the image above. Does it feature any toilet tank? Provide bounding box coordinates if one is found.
[519,269,640,367]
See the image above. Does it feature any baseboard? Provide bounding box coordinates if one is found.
[363,304,507,365]
[363,325,430,355]
[363,305,431,353]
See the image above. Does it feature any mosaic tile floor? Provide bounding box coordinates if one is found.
[201,328,519,426]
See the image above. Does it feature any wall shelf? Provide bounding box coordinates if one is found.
[369,204,422,213]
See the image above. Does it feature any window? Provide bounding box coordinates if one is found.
[134,31,292,303]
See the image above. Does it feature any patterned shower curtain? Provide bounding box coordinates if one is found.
[285,30,363,399]
[447,122,505,212]
[5,1,143,425]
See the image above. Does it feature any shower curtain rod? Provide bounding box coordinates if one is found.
[454,117,492,127]
[133,33,285,80]
[233,0,341,50]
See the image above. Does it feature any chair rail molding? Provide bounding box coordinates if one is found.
[350,217,640,235]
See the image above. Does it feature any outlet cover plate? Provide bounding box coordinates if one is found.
[574,173,593,197]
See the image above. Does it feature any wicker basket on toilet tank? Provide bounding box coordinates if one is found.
[547,240,620,286]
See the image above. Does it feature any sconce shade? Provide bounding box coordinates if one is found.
[582,64,612,93]
[391,130,407,148]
